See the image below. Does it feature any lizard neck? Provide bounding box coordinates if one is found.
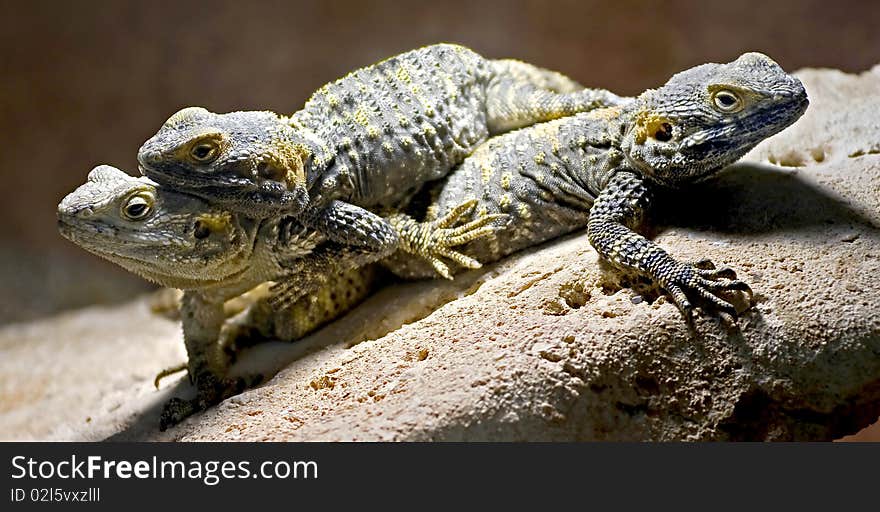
[280,111,335,190]
[563,107,632,191]
[153,217,265,300]
[614,96,693,187]
[169,217,280,303]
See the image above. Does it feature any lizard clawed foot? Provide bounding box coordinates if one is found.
[661,259,752,319]
[159,397,198,431]
[403,199,508,279]
[159,372,264,431]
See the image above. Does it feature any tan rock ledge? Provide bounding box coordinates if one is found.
[1,64,878,441]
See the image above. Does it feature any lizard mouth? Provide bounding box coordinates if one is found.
[137,163,254,190]
[57,215,113,240]
[137,163,298,212]
[59,216,252,289]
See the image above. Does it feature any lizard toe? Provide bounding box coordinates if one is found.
[695,276,751,294]
[436,199,478,229]
[154,363,188,389]
[690,258,717,270]
[665,283,692,315]
[429,257,453,280]
[160,397,200,431]
[695,265,738,280]
[437,248,482,270]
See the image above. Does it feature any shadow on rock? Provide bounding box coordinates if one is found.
[658,162,880,235]
[103,268,491,441]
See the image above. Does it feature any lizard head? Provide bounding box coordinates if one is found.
[137,107,313,217]
[620,52,808,186]
[58,165,255,290]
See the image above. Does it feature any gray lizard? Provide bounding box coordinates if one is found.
[58,165,501,427]
[137,43,626,302]
[382,52,808,317]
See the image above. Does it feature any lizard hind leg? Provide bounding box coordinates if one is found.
[270,264,381,341]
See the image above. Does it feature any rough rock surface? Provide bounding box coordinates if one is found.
[2,65,879,441]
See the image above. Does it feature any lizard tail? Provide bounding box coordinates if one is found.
[491,59,584,93]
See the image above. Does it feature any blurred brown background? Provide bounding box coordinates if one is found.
[1,0,879,324]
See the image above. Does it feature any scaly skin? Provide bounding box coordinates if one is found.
[59,53,806,427]
[137,43,625,307]
[57,166,502,427]
[387,52,809,318]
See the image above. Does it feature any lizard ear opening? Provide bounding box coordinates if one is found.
[631,111,677,145]
[193,220,211,239]
[257,161,288,182]
[652,122,674,142]
[263,142,309,192]
[193,212,232,239]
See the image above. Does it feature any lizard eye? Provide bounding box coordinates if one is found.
[190,140,220,163]
[712,89,742,113]
[121,192,155,220]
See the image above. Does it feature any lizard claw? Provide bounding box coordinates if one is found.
[427,257,453,280]
[154,362,189,389]
[159,373,264,430]
[661,259,751,318]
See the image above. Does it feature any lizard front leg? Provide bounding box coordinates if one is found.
[270,199,507,306]
[153,285,273,389]
[587,171,751,318]
[160,268,380,429]
[159,291,261,430]
[266,201,399,309]
[302,200,399,252]
[179,291,228,387]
